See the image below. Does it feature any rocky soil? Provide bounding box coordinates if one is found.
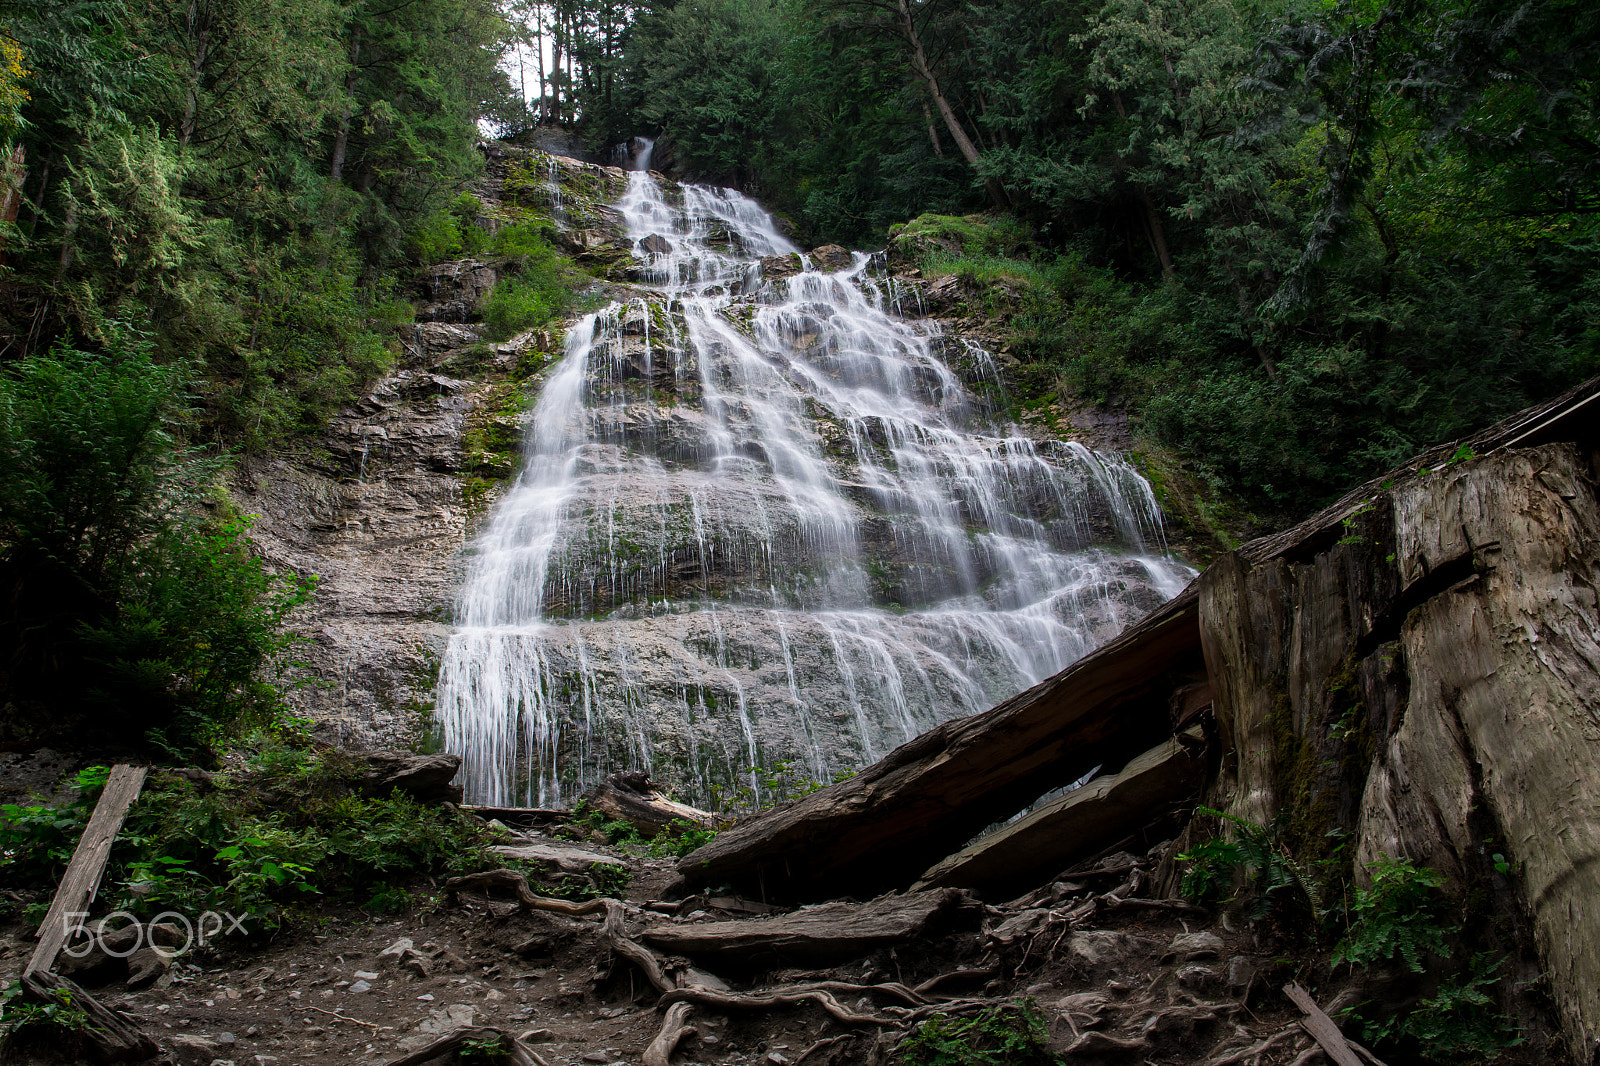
[0,832,1341,1066]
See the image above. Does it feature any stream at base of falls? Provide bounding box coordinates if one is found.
[435,148,1195,809]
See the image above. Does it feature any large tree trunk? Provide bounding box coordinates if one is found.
[676,591,1206,901]
[893,0,1008,210]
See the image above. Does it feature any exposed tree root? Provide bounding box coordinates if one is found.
[446,869,617,915]
[643,1002,696,1066]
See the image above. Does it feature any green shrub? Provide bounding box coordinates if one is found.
[1177,807,1322,919]
[898,1000,1061,1066]
[1332,857,1452,972]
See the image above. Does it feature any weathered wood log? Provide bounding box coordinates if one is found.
[487,841,621,873]
[677,593,1205,900]
[382,1025,548,1066]
[913,728,1206,898]
[1284,983,1364,1066]
[18,970,157,1062]
[1198,435,1600,1059]
[444,869,612,915]
[641,888,979,965]
[28,764,147,978]
[583,771,714,839]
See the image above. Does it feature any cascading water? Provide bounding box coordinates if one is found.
[435,148,1194,808]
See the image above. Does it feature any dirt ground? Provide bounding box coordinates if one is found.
[0,832,1340,1066]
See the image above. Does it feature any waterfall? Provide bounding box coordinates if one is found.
[435,158,1194,808]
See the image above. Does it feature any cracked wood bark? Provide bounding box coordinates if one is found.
[583,771,714,838]
[641,888,978,965]
[27,764,147,978]
[913,728,1206,899]
[1198,430,1600,1061]
[676,590,1204,901]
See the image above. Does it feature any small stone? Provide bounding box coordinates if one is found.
[1167,931,1224,961]
[767,1054,791,1065]
[582,1053,611,1063]
[1227,956,1257,992]
[518,1028,554,1043]
[217,1033,237,1045]
[702,1035,721,1046]
[1176,964,1220,991]
[245,1026,260,1037]
[349,980,372,994]
[167,1034,221,1066]
[380,938,415,959]
[417,993,435,1001]
[353,970,380,981]
[207,1060,235,1066]
[254,1057,279,1065]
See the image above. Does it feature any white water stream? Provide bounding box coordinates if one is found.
[436,151,1193,807]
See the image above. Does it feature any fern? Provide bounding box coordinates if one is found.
[1178,807,1322,918]
[1331,857,1451,971]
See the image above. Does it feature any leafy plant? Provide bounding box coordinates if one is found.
[0,979,93,1059]
[1177,807,1323,918]
[1332,857,1452,972]
[898,1000,1061,1066]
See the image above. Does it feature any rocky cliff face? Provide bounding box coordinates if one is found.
[244,147,1192,796]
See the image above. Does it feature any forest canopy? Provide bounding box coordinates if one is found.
[555,0,1599,523]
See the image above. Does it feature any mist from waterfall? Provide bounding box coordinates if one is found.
[435,149,1194,807]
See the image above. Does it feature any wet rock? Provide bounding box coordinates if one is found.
[417,259,496,322]
[1226,956,1257,993]
[808,244,852,271]
[760,253,803,281]
[639,233,673,255]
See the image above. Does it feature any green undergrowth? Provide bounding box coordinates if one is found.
[0,729,510,941]
[898,999,1060,1066]
[1177,810,1524,1063]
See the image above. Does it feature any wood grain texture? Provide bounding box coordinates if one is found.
[27,764,147,978]
[641,888,978,964]
[913,729,1206,898]
[1284,982,1364,1066]
[676,591,1204,900]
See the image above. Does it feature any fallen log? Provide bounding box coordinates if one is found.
[383,1025,548,1066]
[641,888,979,965]
[913,729,1206,899]
[487,841,622,873]
[583,770,715,839]
[677,592,1205,901]
[18,970,157,1062]
[28,764,147,977]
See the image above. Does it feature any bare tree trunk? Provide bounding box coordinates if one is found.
[893,0,1008,209]
[920,96,943,157]
[1138,188,1175,280]
[329,28,361,183]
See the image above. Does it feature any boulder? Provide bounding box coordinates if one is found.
[639,233,673,255]
[807,245,853,272]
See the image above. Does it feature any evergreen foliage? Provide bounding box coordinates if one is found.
[0,331,312,753]
[561,0,1598,521]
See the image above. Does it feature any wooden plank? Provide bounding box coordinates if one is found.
[912,729,1206,898]
[676,591,1204,901]
[27,763,148,978]
[1284,982,1365,1066]
[642,888,978,965]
